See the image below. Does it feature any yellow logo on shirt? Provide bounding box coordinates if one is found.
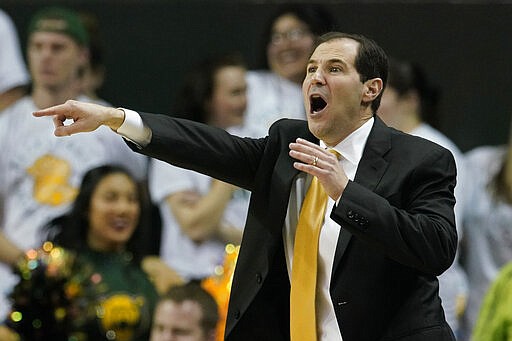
[27,154,77,206]
[97,294,145,341]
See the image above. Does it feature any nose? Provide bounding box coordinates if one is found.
[39,46,53,60]
[311,69,325,85]
[114,198,136,214]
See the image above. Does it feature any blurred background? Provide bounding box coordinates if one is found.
[3,0,511,152]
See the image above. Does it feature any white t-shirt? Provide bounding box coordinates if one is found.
[149,157,250,280]
[0,95,148,319]
[244,70,305,137]
[0,10,29,94]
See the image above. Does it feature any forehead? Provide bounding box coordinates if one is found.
[157,300,203,323]
[272,13,307,31]
[29,31,77,46]
[214,65,246,79]
[94,173,135,192]
[310,38,359,64]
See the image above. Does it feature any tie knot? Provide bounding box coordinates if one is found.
[328,148,341,160]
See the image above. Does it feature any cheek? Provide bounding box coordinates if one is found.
[64,55,80,70]
[132,205,141,222]
[296,39,314,55]
[267,45,281,64]
[88,214,106,242]
[210,97,228,116]
[332,89,361,114]
[238,95,248,110]
[88,206,105,229]
[28,52,43,70]
[228,97,243,111]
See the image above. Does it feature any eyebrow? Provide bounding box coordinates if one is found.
[308,58,347,66]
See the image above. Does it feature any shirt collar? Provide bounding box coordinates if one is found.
[320,117,374,166]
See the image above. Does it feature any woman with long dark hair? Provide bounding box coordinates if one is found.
[7,165,182,340]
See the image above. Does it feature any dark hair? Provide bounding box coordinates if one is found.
[488,121,512,204]
[77,11,106,88]
[315,32,388,114]
[79,12,104,71]
[44,165,148,262]
[488,156,512,204]
[386,58,441,129]
[159,282,219,335]
[257,4,338,69]
[173,52,246,123]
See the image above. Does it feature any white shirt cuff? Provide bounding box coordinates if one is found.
[116,108,152,147]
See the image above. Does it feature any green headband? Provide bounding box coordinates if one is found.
[28,7,89,46]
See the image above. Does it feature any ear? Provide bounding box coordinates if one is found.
[362,78,383,103]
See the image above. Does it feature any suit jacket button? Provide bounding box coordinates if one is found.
[337,301,348,307]
[256,273,262,284]
[234,309,240,319]
[347,210,354,219]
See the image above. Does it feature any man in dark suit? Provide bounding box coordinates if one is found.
[34,32,457,340]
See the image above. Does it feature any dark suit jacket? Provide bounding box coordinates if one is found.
[130,114,457,341]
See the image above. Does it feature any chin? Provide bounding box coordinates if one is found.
[279,68,302,82]
[307,123,322,139]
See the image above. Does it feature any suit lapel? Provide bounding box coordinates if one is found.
[266,124,318,238]
[331,117,392,279]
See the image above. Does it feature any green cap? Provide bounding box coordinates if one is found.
[27,7,89,46]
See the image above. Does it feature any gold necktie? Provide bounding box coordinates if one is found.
[290,175,328,341]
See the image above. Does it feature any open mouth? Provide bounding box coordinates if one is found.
[310,95,327,113]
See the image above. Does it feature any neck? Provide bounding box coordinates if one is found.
[396,112,421,133]
[87,239,125,253]
[325,115,372,147]
[32,86,80,109]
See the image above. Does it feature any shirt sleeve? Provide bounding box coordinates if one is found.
[0,10,29,93]
[116,108,152,147]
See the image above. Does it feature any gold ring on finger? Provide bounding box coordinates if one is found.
[312,156,318,167]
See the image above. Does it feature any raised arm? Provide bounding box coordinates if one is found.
[32,100,125,136]
[0,232,24,266]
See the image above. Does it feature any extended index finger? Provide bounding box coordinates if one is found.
[32,102,70,118]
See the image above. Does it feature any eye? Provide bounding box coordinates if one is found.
[330,66,342,72]
[103,192,118,202]
[307,66,317,73]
